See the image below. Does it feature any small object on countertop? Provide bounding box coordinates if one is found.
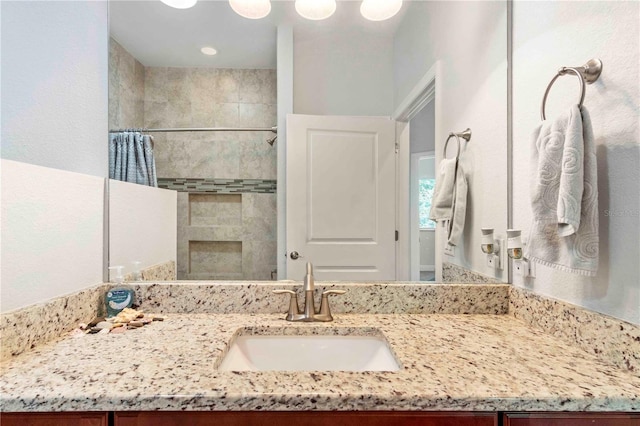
[88,317,105,327]
[131,261,142,281]
[140,317,153,324]
[110,326,126,334]
[78,323,89,330]
[95,321,112,330]
[112,307,141,324]
[106,286,135,318]
[87,327,101,334]
[98,328,111,334]
[150,315,166,321]
[128,320,144,328]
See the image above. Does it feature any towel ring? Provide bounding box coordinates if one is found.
[443,134,461,160]
[540,58,603,120]
[443,128,472,160]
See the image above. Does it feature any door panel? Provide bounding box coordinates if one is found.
[0,412,108,426]
[286,114,396,280]
[503,413,640,426]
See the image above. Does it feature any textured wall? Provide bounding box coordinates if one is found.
[512,1,639,324]
[108,38,145,130]
[393,1,509,282]
[142,67,277,280]
[1,160,104,313]
[1,1,108,178]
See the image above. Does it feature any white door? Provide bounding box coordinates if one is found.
[286,114,396,280]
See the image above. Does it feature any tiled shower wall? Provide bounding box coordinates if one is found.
[108,39,145,130]
[143,66,277,280]
[108,39,278,280]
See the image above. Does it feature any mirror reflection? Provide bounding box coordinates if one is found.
[108,0,508,283]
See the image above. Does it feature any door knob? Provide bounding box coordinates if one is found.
[290,251,303,260]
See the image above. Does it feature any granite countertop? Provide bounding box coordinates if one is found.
[1,313,639,412]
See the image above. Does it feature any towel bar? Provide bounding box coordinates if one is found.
[540,58,603,120]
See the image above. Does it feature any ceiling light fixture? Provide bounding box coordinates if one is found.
[360,0,402,21]
[160,0,197,10]
[229,0,272,19]
[200,47,218,56]
[295,0,336,20]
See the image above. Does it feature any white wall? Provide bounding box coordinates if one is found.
[0,1,109,312]
[512,1,639,324]
[410,100,435,154]
[394,1,509,281]
[108,180,177,278]
[277,26,294,279]
[420,230,435,270]
[1,160,105,313]
[419,156,435,180]
[294,29,394,116]
[1,1,109,178]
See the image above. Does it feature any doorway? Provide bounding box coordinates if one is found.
[408,100,436,281]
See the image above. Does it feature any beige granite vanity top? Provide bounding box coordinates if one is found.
[1,313,639,412]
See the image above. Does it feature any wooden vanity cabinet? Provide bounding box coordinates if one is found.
[503,412,640,425]
[114,411,498,426]
[0,412,108,426]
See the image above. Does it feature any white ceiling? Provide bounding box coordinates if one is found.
[109,0,408,69]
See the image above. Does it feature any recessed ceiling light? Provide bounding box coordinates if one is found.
[229,0,271,19]
[360,0,402,21]
[295,0,336,20]
[160,0,197,9]
[201,47,218,56]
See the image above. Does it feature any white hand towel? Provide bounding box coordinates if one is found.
[429,158,458,222]
[527,105,598,276]
[428,158,467,246]
[448,165,468,246]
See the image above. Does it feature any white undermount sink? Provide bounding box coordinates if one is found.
[217,330,401,372]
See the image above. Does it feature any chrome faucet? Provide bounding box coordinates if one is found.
[273,262,345,322]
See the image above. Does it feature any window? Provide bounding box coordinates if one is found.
[419,178,436,229]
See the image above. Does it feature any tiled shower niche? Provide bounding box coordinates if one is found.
[178,192,276,280]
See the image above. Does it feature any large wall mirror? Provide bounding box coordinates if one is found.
[108,0,509,283]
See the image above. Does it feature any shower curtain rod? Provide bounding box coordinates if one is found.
[109,126,277,134]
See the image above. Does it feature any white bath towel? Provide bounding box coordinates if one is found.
[429,158,467,246]
[527,105,598,276]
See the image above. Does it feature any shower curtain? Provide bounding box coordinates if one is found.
[109,132,158,187]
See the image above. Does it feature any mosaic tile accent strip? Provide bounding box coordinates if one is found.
[442,262,502,284]
[0,284,108,362]
[509,286,640,373]
[158,178,276,194]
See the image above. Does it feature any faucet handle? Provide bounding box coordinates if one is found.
[322,290,346,297]
[273,289,300,320]
[317,290,346,321]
